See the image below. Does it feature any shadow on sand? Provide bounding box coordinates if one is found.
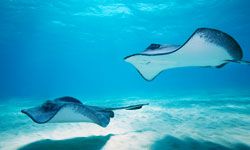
[19,134,112,150]
[152,135,250,150]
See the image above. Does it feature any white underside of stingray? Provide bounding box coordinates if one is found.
[21,96,148,127]
[48,104,92,123]
[124,28,249,81]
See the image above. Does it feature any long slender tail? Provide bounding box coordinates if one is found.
[105,103,149,111]
[226,60,250,65]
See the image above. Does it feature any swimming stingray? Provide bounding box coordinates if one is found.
[124,28,250,81]
[21,96,148,127]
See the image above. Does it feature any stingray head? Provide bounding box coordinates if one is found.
[42,100,59,111]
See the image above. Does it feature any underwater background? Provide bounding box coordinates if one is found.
[0,0,250,149]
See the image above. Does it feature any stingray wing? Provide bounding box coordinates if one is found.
[124,28,243,81]
[21,104,61,124]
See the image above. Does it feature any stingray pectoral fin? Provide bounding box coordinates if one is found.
[125,54,169,81]
[90,111,111,127]
[226,60,250,65]
[21,107,59,124]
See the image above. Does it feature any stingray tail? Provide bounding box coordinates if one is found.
[105,103,149,111]
[226,60,250,65]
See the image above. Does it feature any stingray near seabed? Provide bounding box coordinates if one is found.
[124,28,250,81]
[21,96,148,127]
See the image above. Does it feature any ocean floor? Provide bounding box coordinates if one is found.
[0,90,250,150]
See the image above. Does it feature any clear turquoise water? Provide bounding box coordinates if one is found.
[0,0,250,150]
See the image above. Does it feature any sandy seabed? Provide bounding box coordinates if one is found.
[0,93,250,150]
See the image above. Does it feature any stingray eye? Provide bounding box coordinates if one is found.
[42,100,56,111]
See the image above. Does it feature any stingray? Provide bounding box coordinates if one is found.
[21,96,148,127]
[124,28,250,81]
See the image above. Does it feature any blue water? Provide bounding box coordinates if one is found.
[0,0,250,150]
